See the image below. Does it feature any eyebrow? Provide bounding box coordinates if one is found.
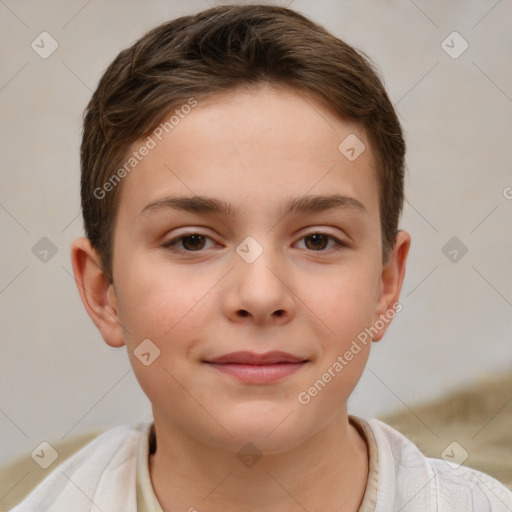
[286,194,367,216]
[140,193,367,217]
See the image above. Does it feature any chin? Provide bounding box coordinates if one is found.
[212,401,315,455]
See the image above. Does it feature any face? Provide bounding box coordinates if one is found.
[98,85,406,453]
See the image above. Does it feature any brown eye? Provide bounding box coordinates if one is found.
[304,234,329,250]
[295,233,347,252]
[162,232,216,253]
[181,234,206,251]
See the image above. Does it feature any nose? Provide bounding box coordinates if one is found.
[222,248,296,326]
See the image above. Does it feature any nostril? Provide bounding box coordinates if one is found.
[238,310,249,317]
[273,309,285,317]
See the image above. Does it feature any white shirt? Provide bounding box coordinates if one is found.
[10,417,512,511]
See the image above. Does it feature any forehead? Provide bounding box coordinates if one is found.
[116,85,379,221]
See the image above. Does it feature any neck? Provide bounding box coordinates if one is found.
[148,410,369,512]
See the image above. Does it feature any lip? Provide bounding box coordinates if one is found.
[206,351,306,364]
[204,351,308,384]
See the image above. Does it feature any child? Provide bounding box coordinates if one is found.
[12,4,512,511]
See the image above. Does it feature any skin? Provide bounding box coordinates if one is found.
[72,84,410,511]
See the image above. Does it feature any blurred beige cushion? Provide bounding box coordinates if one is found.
[379,372,512,490]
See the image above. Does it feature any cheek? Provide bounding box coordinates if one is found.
[296,278,375,415]
[115,256,217,344]
[115,262,218,420]
[298,263,380,347]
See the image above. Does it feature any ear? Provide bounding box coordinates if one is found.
[372,230,411,342]
[71,237,125,348]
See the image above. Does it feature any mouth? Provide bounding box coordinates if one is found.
[204,351,309,384]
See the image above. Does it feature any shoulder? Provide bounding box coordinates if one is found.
[366,418,512,512]
[9,422,148,512]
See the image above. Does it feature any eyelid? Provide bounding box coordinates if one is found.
[162,226,216,241]
[296,225,350,243]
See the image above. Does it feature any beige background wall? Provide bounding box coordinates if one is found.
[1,0,511,498]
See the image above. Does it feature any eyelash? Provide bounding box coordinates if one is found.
[161,232,348,253]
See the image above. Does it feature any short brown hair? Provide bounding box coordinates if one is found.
[81,4,405,282]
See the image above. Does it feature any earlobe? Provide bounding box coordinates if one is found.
[71,237,126,348]
[372,230,411,342]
